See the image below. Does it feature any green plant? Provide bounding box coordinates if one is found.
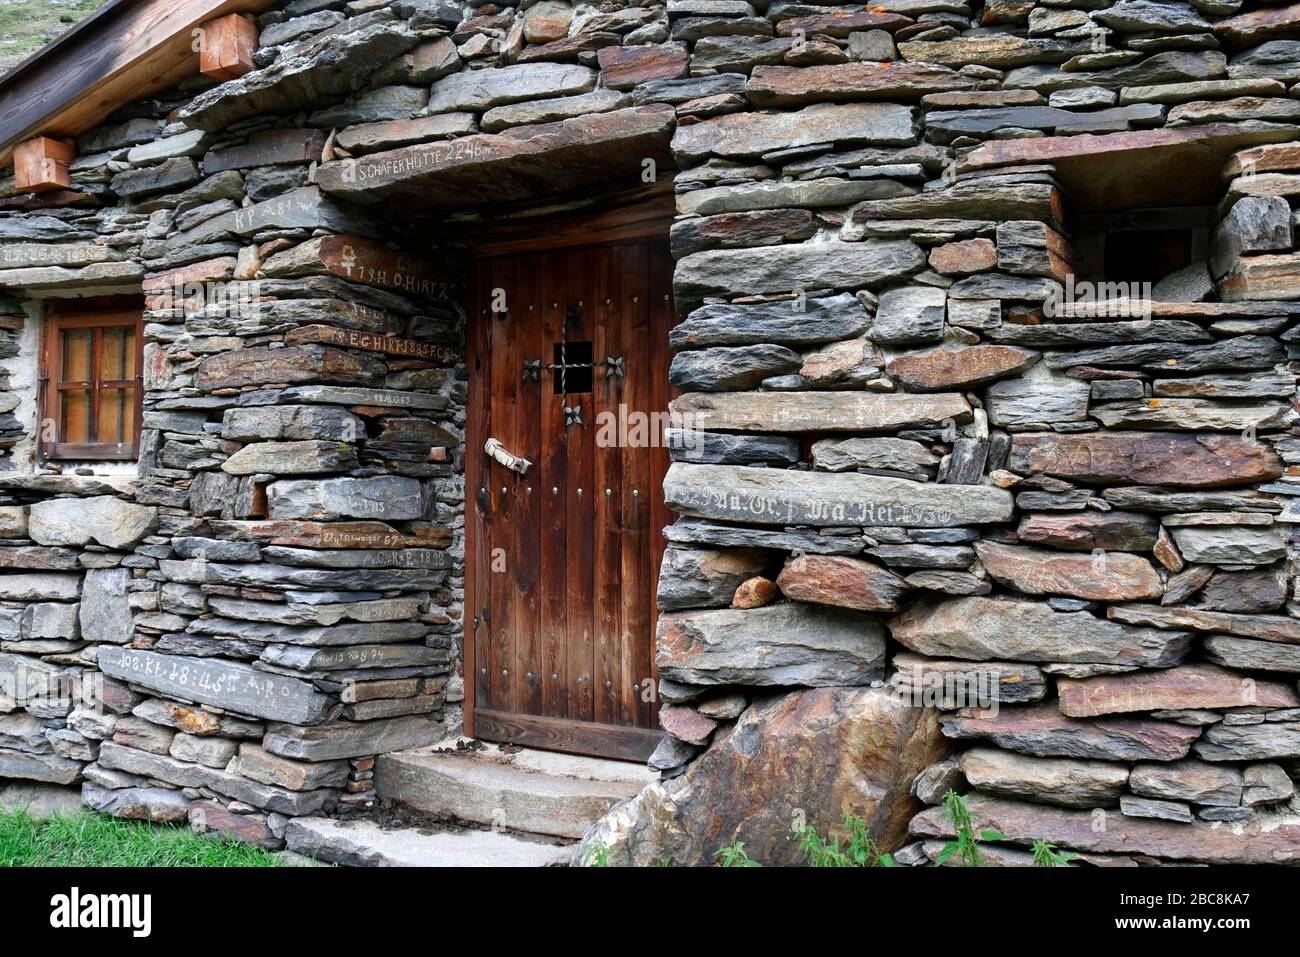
[798,812,894,867]
[933,790,1005,867]
[582,841,610,867]
[0,811,283,867]
[1031,839,1075,868]
[716,841,761,867]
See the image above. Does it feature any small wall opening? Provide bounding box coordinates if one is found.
[1072,207,1213,288]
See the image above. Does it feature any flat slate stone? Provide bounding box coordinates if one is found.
[746,62,972,106]
[284,816,570,866]
[974,541,1163,601]
[262,714,439,760]
[657,547,766,611]
[891,596,1190,666]
[960,747,1129,808]
[0,748,82,785]
[888,344,1037,390]
[189,616,426,647]
[1195,721,1300,761]
[663,462,1015,527]
[266,476,425,521]
[665,429,800,465]
[159,559,444,592]
[1130,760,1242,807]
[222,406,366,442]
[1057,664,1299,717]
[166,187,383,251]
[274,385,448,411]
[891,653,1047,704]
[1108,603,1300,643]
[1016,511,1158,551]
[776,554,907,612]
[0,574,81,602]
[1092,398,1294,431]
[673,239,924,303]
[672,102,915,164]
[80,568,133,645]
[656,602,887,686]
[669,344,801,391]
[97,647,336,725]
[940,705,1200,761]
[221,440,360,476]
[1204,635,1300,673]
[317,106,674,207]
[912,794,1300,864]
[663,517,864,555]
[1008,431,1283,487]
[197,345,386,391]
[669,390,970,432]
[179,20,421,131]
[28,496,158,550]
[97,742,328,816]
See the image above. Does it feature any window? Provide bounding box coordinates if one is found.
[1073,208,1211,285]
[40,299,143,461]
[551,340,594,395]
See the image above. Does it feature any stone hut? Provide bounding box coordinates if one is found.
[1,0,1300,865]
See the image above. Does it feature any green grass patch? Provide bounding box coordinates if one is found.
[0,810,283,867]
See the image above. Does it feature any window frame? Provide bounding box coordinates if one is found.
[39,299,144,463]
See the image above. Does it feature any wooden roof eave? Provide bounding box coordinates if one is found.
[0,0,276,168]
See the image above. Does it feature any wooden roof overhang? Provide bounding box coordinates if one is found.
[0,0,276,168]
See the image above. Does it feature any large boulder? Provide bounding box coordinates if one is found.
[573,686,948,866]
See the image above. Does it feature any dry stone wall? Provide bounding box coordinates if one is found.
[1,0,1300,865]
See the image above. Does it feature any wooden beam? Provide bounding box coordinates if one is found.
[14,137,76,192]
[0,0,278,167]
[198,13,258,81]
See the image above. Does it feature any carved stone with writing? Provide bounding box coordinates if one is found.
[664,462,1014,527]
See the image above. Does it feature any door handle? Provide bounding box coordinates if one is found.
[485,437,531,475]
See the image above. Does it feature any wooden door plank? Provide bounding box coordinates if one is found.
[620,242,653,728]
[537,251,569,719]
[512,256,544,718]
[565,247,597,724]
[592,244,624,727]
[488,257,518,715]
[474,709,661,763]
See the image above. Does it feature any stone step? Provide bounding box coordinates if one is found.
[283,816,571,867]
[375,740,653,840]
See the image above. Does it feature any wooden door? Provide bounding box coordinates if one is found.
[465,239,674,761]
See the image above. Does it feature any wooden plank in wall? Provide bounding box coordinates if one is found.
[0,0,279,166]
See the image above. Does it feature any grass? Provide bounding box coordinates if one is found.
[0,0,111,76]
[0,810,283,867]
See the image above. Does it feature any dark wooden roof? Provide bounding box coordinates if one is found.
[0,0,275,166]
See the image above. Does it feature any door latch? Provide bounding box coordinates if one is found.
[485,437,531,475]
